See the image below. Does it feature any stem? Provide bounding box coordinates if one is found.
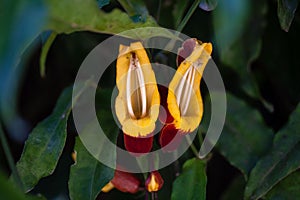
[0,123,24,191]
[162,0,201,53]
[40,32,57,77]
[173,151,180,176]
[185,135,200,159]
[176,0,201,32]
[156,0,161,22]
[197,128,203,145]
[145,189,149,200]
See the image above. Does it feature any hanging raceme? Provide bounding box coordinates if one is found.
[159,38,212,151]
[115,42,160,154]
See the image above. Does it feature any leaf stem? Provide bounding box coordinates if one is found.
[40,32,57,77]
[197,128,203,145]
[162,0,200,52]
[156,0,161,22]
[176,0,201,32]
[0,123,24,191]
[186,135,200,159]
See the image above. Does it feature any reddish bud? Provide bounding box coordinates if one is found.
[177,38,198,66]
[145,171,164,192]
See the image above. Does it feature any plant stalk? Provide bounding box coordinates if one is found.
[0,122,24,191]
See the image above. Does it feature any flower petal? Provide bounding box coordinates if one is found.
[158,85,174,124]
[177,38,198,66]
[110,170,141,194]
[124,133,153,154]
[115,42,160,138]
[101,181,115,193]
[159,124,185,152]
[168,40,212,133]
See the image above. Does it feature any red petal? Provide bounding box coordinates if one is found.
[124,133,153,155]
[159,124,184,152]
[177,38,197,66]
[158,85,173,124]
[111,170,141,193]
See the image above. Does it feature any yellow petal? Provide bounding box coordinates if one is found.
[101,181,115,193]
[115,42,160,137]
[168,41,212,132]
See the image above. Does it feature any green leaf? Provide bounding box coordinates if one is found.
[0,172,44,200]
[69,137,114,200]
[171,158,206,200]
[117,0,148,22]
[45,0,168,39]
[277,0,299,32]
[244,103,300,200]
[69,88,119,200]
[199,0,218,11]
[15,86,73,192]
[215,93,273,177]
[0,0,168,138]
[213,0,267,98]
[265,170,300,200]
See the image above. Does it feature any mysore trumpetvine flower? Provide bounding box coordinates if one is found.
[115,42,160,154]
[159,38,212,151]
[101,169,141,193]
[145,171,164,192]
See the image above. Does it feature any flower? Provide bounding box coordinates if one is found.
[159,39,212,151]
[101,169,141,194]
[145,171,164,192]
[115,42,160,154]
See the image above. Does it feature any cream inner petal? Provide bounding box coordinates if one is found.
[175,60,203,116]
[126,54,147,119]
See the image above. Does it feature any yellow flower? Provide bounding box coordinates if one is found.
[159,39,212,151]
[168,39,212,132]
[115,42,160,153]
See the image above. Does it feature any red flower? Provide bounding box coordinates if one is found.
[101,169,141,194]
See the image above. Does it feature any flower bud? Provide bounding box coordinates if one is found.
[145,171,164,192]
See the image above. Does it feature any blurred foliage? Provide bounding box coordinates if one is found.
[212,93,274,177]
[0,0,300,200]
[0,172,44,200]
[265,170,300,200]
[245,104,300,200]
[277,0,299,31]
